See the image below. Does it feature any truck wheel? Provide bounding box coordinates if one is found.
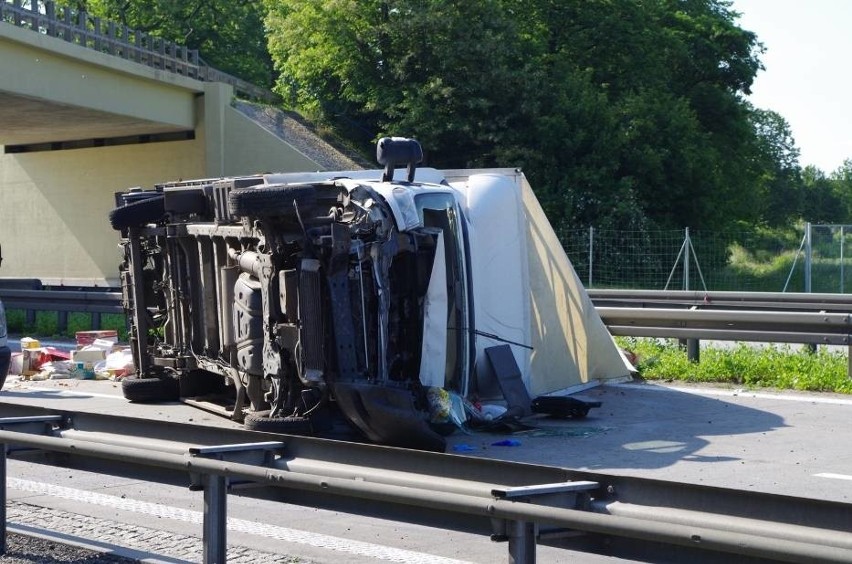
[228,184,317,218]
[122,377,180,403]
[244,410,313,434]
[109,195,166,230]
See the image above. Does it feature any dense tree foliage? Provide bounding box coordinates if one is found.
[58,0,273,86]
[263,0,781,234]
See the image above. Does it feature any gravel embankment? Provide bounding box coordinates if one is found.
[233,101,369,171]
[1,533,137,563]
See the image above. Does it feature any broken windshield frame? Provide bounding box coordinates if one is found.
[414,192,470,394]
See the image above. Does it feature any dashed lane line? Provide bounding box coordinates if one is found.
[814,473,852,481]
[616,383,852,406]
[8,478,472,564]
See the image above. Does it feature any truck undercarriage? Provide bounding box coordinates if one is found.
[111,139,468,450]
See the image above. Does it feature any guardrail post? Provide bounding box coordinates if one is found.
[0,416,67,557]
[507,519,536,564]
[202,473,227,564]
[1,441,7,555]
[189,442,283,564]
[686,338,700,363]
[493,481,599,564]
[848,344,851,380]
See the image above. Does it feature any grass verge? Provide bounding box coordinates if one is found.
[5,310,128,341]
[617,337,852,394]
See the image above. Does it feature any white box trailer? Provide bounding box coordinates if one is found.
[110,138,631,450]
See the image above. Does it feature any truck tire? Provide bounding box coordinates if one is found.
[122,377,180,403]
[109,195,166,230]
[228,184,317,218]
[244,410,313,434]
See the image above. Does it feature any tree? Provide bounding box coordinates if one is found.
[264,1,770,232]
[749,108,802,226]
[801,166,844,223]
[264,0,534,163]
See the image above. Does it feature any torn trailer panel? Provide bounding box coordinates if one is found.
[109,138,631,451]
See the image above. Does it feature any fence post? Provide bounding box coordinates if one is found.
[106,20,115,54]
[588,226,594,288]
[121,26,130,58]
[805,222,812,293]
[28,0,37,29]
[135,31,145,65]
[76,9,86,38]
[45,1,56,36]
[92,16,101,51]
[683,227,690,291]
[841,226,845,294]
[682,228,700,361]
[62,5,71,41]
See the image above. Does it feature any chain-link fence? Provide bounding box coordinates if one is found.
[562,224,852,292]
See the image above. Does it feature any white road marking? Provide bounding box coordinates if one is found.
[616,383,852,406]
[1,378,122,399]
[814,473,852,481]
[9,478,471,564]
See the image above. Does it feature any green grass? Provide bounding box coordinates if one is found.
[617,337,852,394]
[5,310,127,341]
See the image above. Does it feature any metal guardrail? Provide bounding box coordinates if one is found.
[0,288,123,331]
[0,0,276,102]
[1,410,850,563]
[588,289,852,312]
[588,289,852,375]
[6,287,852,351]
[598,307,852,346]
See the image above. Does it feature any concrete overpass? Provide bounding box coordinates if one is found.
[0,0,360,285]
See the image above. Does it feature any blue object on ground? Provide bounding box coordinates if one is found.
[452,444,477,452]
[491,439,521,447]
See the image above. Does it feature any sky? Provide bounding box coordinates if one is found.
[731,0,852,173]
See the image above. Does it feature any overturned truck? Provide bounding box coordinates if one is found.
[110,138,630,451]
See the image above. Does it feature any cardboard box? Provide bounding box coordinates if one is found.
[76,330,118,348]
[71,349,107,379]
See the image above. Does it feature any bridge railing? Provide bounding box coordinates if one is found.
[0,0,275,102]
